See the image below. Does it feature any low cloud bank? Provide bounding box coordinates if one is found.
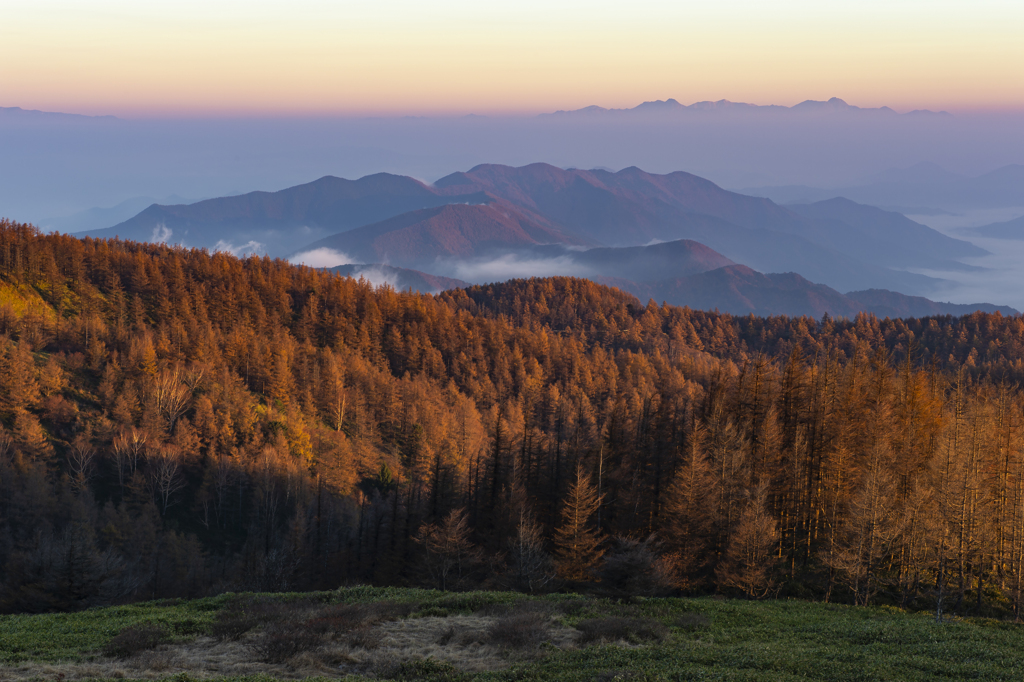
[445,253,589,283]
[288,247,354,268]
[214,240,265,257]
[349,265,404,289]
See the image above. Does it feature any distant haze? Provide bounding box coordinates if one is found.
[3,102,1024,223]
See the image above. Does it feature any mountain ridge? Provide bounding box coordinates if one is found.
[546,97,949,118]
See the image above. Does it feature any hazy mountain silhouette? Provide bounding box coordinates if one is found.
[297,201,590,267]
[93,162,984,295]
[530,239,736,282]
[84,174,491,254]
[0,106,119,122]
[44,195,195,233]
[433,163,949,293]
[842,289,1017,318]
[546,97,945,118]
[786,197,986,268]
[743,162,1024,210]
[971,214,1024,240]
[603,265,1016,318]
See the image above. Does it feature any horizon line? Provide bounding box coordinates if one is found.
[8,99,1024,121]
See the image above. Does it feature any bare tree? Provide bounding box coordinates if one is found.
[67,433,97,493]
[416,508,479,590]
[150,367,192,432]
[149,444,186,514]
[182,364,206,393]
[501,513,555,593]
[112,428,148,495]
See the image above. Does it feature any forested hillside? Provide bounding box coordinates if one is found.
[3,218,1024,619]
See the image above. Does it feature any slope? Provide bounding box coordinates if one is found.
[786,197,987,268]
[294,201,590,269]
[83,174,490,256]
[598,265,1015,318]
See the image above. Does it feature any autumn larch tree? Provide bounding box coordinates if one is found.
[553,464,605,581]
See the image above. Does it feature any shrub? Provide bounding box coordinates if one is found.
[436,625,458,646]
[487,610,550,649]
[430,593,514,614]
[102,624,168,658]
[248,623,322,663]
[211,596,296,641]
[551,597,598,616]
[576,617,669,645]
[306,601,414,637]
[595,536,677,599]
[393,659,468,681]
[673,612,711,631]
[346,626,382,650]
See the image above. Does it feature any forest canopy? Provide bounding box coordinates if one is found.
[2,219,1024,619]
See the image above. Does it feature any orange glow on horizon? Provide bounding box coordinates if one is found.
[4,1,1024,118]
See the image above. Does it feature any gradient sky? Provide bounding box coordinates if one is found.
[3,0,1024,117]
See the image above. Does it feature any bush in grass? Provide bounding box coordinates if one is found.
[393,659,468,681]
[102,624,168,658]
[248,623,322,663]
[594,536,677,599]
[673,612,711,631]
[346,626,383,650]
[487,610,550,649]
[551,596,598,616]
[211,611,259,641]
[576,617,669,645]
[211,598,291,641]
[306,601,415,637]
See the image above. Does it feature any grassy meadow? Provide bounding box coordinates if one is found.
[2,588,1023,681]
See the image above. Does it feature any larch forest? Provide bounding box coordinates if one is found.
[5,218,1024,619]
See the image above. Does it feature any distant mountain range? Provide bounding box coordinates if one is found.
[78,162,1013,317]
[546,97,949,118]
[300,201,591,267]
[605,265,1015,318]
[743,162,1024,210]
[302,163,976,293]
[0,106,119,122]
[83,174,494,256]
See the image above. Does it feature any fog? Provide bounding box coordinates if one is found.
[441,253,590,283]
[904,207,1024,311]
[289,248,355,269]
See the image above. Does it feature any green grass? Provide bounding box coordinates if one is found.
[0,595,227,663]
[2,589,1023,680]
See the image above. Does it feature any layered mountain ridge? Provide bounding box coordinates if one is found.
[78,163,1010,318]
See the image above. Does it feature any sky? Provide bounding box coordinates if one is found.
[3,0,1024,117]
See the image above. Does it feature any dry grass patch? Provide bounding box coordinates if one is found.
[0,597,585,680]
